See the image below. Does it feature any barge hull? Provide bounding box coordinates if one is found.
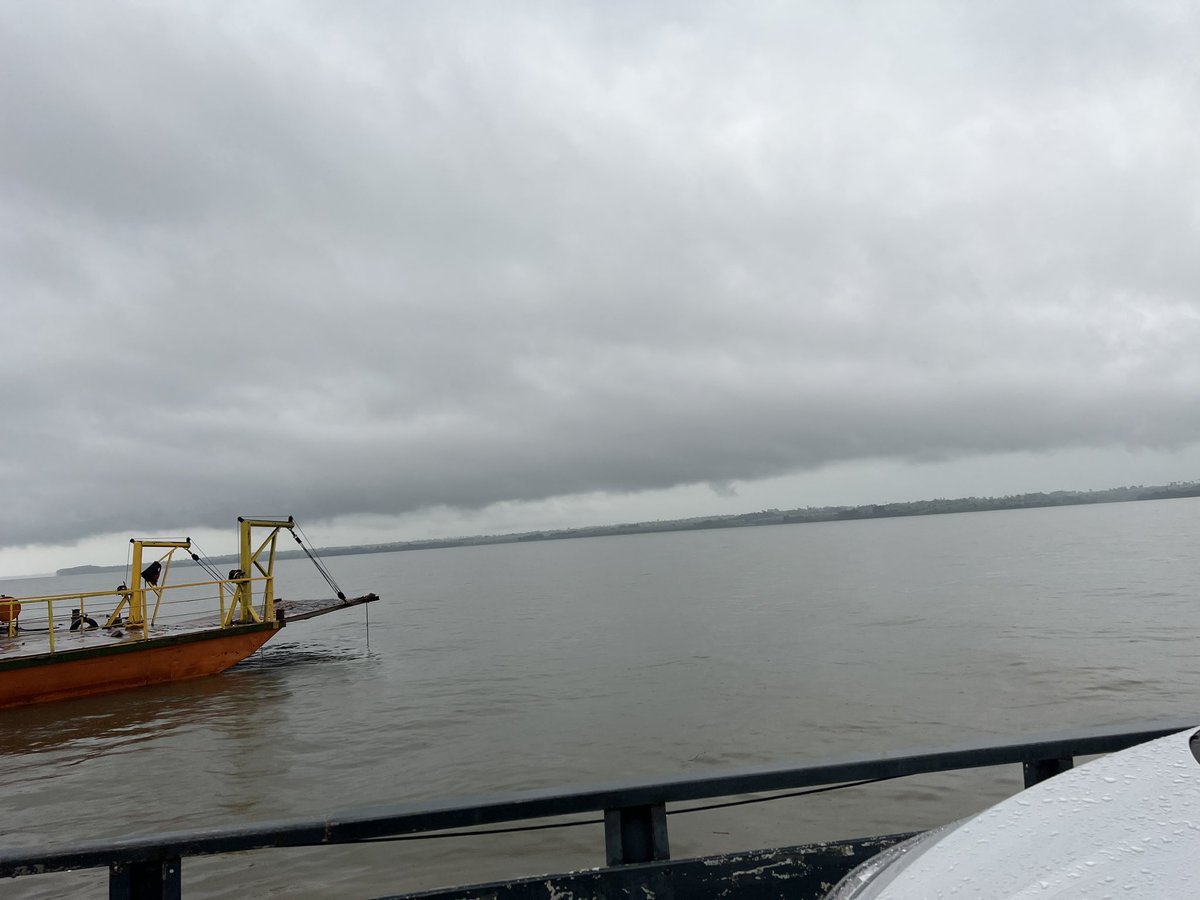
[0,624,278,709]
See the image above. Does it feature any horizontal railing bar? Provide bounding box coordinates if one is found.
[4,576,271,608]
[1,718,1192,877]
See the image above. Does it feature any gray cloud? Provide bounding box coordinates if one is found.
[3,1,1200,550]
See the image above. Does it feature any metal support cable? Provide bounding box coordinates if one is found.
[354,777,895,844]
[669,775,898,815]
[292,523,345,600]
[186,543,225,583]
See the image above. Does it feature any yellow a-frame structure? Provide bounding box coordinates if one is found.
[224,516,296,626]
[106,538,191,629]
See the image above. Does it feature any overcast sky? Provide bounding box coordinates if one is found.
[2,1,1199,576]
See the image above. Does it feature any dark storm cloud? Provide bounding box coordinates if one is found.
[2,1,1199,549]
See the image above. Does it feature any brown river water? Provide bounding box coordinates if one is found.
[2,498,1198,897]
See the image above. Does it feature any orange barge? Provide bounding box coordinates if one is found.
[0,516,378,710]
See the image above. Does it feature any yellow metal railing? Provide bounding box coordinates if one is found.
[0,574,279,655]
[1,596,21,639]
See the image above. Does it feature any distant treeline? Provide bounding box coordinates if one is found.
[56,480,1200,575]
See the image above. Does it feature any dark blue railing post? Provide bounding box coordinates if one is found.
[1023,756,1073,788]
[109,856,181,900]
[604,803,669,865]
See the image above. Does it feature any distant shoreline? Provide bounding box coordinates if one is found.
[54,480,1200,576]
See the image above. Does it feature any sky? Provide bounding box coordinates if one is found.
[2,1,1200,576]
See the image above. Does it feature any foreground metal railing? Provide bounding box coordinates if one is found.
[0,719,1192,899]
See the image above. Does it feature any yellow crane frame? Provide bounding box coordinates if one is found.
[103,516,297,630]
[225,516,296,626]
[105,539,190,629]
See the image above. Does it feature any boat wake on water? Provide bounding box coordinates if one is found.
[231,640,369,671]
